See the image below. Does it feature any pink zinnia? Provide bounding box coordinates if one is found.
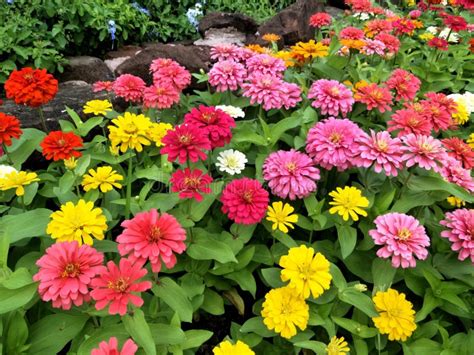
[361,39,386,56]
[143,84,180,109]
[374,33,400,54]
[440,209,474,263]
[339,26,365,40]
[112,74,146,103]
[402,134,447,172]
[354,83,393,112]
[170,168,213,201]
[160,124,211,164]
[386,69,421,101]
[440,157,474,192]
[409,10,422,19]
[208,60,247,92]
[183,105,236,148]
[444,15,468,32]
[307,79,354,117]
[364,19,393,38]
[441,137,474,169]
[306,117,365,171]
[221,178,269,225]
[369,213,430,268]
[428,38,449,51]
[424,92,457,116]
[392,18,417,36]
[356,130,405,176]
[387,107,432,137]
[246,54,286,77]
[419,100,453,132]
[91,337,138,355]
[33,241,103,310]
[309,12,332,28]
[93,81,113,92]
[346,0,372,12]
[117,209,187,272]
[281,82,303,109]
[210,44,244,62]
[90,258,152,316]
[262,149,321,200]
[150,58,191,91]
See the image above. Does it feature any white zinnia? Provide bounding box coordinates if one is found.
[462,92,474,113]
[439,27,460,43]
[215,105,245,119]
[426,26,438,35]
[0,165,17,179]
[216,149,247,175]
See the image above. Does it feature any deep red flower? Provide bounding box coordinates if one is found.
[170,168,213,201]
[0,113,22,146]
[40,131,83,161]
[428,38,449,50]
[160,124,211,164]
[441,138,474,169]
[444,15,468,32]
[470,38,474,53]
[4,68,58,107]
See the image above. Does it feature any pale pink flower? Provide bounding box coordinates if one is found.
[361,39,386,56]
[91,337,138,355]
[439,157,474,192]
[112,74,146,103]
[211,44,244,62]
[280,82,303,109]
[246,54,286,77]
[440,208,474,263]
[401,134,448,172]
[93,81,113,92]
[143,83,180,109]
[308,79,354,117]
[208,60,247,92]
[150,58,191,91]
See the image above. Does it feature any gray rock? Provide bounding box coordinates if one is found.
[194,27,247,47]
[198,12,258,37]
[58,56,114,84]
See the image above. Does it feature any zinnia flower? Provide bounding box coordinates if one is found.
[447,94,470,125]
[354,83,393,113]
[441,137,474,169]
[112,74,146,103]
[262,149,320,200]
[170,168,213,201]
[329,186,369,222]
[387,108,432,137]
[440,208,474,263]
[0,170,39,196]
[64,157,77,170]
[309,12,332,28]
[212,340,255,355]
[4,67,58,107]
[143,84,181,109]
[372,289,417,341]
[444,15,468,32]
[246,54,286,77]
[340,26,365,40]
[361,39,386,56]
[374,33,400,55]
[440,156,474,192]
[326,336,350,355]
[262,33,281,42]
[369,213,430,268]
[47,199,108,245]
[33,241,104,310]
[266,201,299,233]
[147,122,173,147]
[160,124,211,164]
[40,131,83,161]
[290,40,329,59]
[90,258,152,316]
[221,178,269,225]
[216,149,247,175]
[261,286,309,339]
[91,337,138,355]
[83,100,113,116]
[0,164,17,179]
[117,209,187,273]
[92,81,113,93]
[402,134,447,172]
[150,58,191,91]
[210,44,244,62]
[108,112,152,153]
[208,60,247,92]
[307,79,354,117]
[385,69,421,101]
[280,245,332,299]
[215,105,245,119]
[467,133,474,149]
[447,196,465,208]
[81,166,123,193]
[364,19,393,38]
[0,112,22,146]
[428,37,449,50]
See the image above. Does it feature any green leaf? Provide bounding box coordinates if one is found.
[189,181,223,221]
[225,268,256,297]
[269,115,301,145]
[408,175,474,203]
[0,268,33,289]
[415,289,442,322]
[123,309,156,355]
[201,289,225,315]
[293,340,327,354]
[181,330,213,350]
[338,289,378,317]
[261,268,285,288]
[0,283,37,314]
[78,116,103,136]
[372,259,397,290]
[148,323,185,345]
[332,317,378,338]
[336,225,357,259]
[77,325,129,354]
[240,317,276,337]
[152,277,194,322]
[5,129,45,168]
[402,339,442,355]
[0,209,52,243]
[59,171,76,195]
[187,234,237,264]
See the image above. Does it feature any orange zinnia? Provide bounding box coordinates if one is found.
[0,113,22,146]
[40,131,83,161]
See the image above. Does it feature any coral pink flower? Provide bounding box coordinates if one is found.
[356,130,405,176]
[346,0,373,12]
[143,84,180,109]
[424,92,457,115]
[428,38,449,50]
[369,213,430,268]
[309,12,332,28]
[221,178,269,224]
[419,100,454,132]
[160,124,211,164]
[308,79,354,117]
[183,105,236,148]
[306,117,365,171]
[93,81,113,92]
[392,18,417,36]
[401,134,447,172]
[91,337,138,355]
[386,69,421,101]
[361,39,386,56]
[208,60,247,92]
[387,108,432,137]
[210,44,244,62]
[440,209,474,263]
[444,15,468,32]
[354,83,393,112]
[374,33,400,54]
[117,209,187,273]
[440,159,474,192]
[112,74,146,103]
[170,168,213,201]
[90,258,152,316]
[150,58,191,91]
[263,149,321,200]
[339,26,365,40]
[441,137,474,169]
[364,19,393,38]
[33,241,103,310]
[409,10,422,19]
[246,54,286,77]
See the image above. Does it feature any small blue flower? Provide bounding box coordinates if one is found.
[6,0,14,4]
[186,3,203,30]
[132,2,150,16]
[108,20,116,41]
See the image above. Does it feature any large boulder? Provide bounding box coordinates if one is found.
[194,27,247,47]
[104,45,143,73]
[198,12,258,37]
[58,56,114,84]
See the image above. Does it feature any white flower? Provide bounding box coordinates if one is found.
[426,26,438,35]
[215,105,245,119]
[439,27,460,43]
[462,92,474,114]
[0,165,18,179]
[353,12,371,20]
[216,149,247,175]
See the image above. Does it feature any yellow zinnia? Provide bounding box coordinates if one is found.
[291,40,329,59]
[83,99,113,116]
[326,336,350,355]
[261,286,309,339]
[272,50,296,67]
[452,101,470,125]
[467,133,474,149]
[147,122,173,147]
[81,166,123,193]
[0,171,39,196]
[329,186,369,221]
[64,157,77,170]
[46,199,107,245]
[108,112,152,153]
[446,196,465,208]
[262,33,281,43]
[266,201,298,233]
[212,340,255,355]
[246,44,271,54]
[372,288,417,342]
[279,245,332,299]
[419,32,434,41]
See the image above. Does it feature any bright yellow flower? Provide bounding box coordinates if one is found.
[0,171,39,196]
[83,100,113,116]
[329,186,369,221]
[212,340,255,355]
[81,166,123,193]
[246,44,271,54]
[261,286,309,339]
[279,245,332,299]
[340,39,366,50]
[372,288,417,342]
[405,0,415,6]
[447,196,465,208]
[419,32,435,41]
[291,40,329,59]
[147,122,173,147]
[467,133,474,149]
[108,112,152,153]
[326,336,350,355]
[272,51,296,67]
[262,33,281,42]
[266,201,298,233]
[46,199,107,245]
[452,101,470,125]
[64,157,77,170]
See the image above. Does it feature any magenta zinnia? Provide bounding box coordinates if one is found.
[246,54,286,77]
[208,60,247,92]
[440,208,474,263]
[91,337,138,355]
[308,79,354,117]
[170,168,213,201]
[402,134,447,173]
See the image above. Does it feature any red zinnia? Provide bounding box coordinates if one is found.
[469,38,474,54]
[385,69,421,101]
[441,138,474,169]
[444,15,468,32]
[40,131,83,161]
[170,168,213,201]
[4,67,58,107]
[375,33,400,54]
[387,108,432,137]
[0,113,22,146]
[354,83,393,112]
[183,105,236,149]
[309,12,332,28]
[221,178,269,225]
[160,124,211,164]
[428,38,449,51]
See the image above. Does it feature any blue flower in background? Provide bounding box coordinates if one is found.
[108,20,116,42]
[132,2,150,16]
[186,3,203,30]
[6,0,14,4]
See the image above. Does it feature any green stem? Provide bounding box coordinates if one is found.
[37,108,47,132]
[1,144,14,165]
[125,154,133,219]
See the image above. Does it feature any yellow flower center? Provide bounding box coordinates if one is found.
[330,132,342,144]
[330,87,340,97]
[149,226,162,242]
[377,139,389,152]
[421,142,432,152]
[397,228,412,240]
[242,191,253,203]
[179,134,192,144]
[225,156,239,168]
[108,277,129,292]
[184,177,201,189]
[285,161,297,173]
[62,263,80,278]
[124,123,138,135]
